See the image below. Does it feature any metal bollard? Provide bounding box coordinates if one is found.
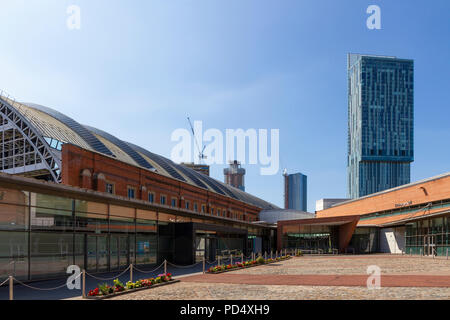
[9,276,13,301]
[265,252,267,260]
[230,254,233,265]
[130,264,133,283]
[241,253,244,263]
[164,260,167,275]
[270,251,273,259]
[203,257,205,274]
[218,255,221,266]
[82,270,86,299]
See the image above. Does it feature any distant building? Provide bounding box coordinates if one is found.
[259,209,315,224]
[315,198,350,212]
[284,171,307,212]
[224,160,245,191]
[347,53,414,199]
[181,162,210,176]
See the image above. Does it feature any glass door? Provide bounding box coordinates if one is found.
[87,235,97,272]
[424,235,436,256]
[119,235,129,268]
[110,234,129,270]
[98,236,108,271]
[86,235,109,272]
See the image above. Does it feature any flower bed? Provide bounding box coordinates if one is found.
[85,273,178,300]
[207,255,291,274]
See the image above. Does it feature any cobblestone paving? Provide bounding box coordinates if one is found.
[109,282,450,300]
[103,255,450,300]
[230,255,450,275]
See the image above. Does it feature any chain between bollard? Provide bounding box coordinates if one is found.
[11,273,81,292]
[132,261,165,274]
[85,265,131,281]
[165,260,203,269]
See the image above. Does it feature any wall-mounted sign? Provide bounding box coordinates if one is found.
[395,201,412,208]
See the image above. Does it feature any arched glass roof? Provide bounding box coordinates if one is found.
[8,101,277,210]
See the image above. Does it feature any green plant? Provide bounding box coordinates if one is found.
[113,279,125,292]
[256,256,265,264]
[99,283,110,296]
[126,281,135,289]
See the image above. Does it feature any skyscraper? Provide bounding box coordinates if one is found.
[347,53,414,199]
[284,171,307,212]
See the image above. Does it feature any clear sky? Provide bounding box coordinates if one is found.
[0,0,449,211]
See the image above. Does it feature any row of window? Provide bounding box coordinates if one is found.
[105,183,255,222]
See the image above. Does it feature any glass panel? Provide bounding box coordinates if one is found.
[31,207,73,231]
[119,235,129,267]
[0,188,29,206]
[0,203,29,231]
[31,193,72,211]
[110,205,135,218]
[97,236,108,272]
[75,212,108,233]
[136,234,157,265]
[75,200,108,215]
[136,219,157,233]
[109,216,134,234]
[110,235,118,270]
[0,231,28,280]
[30,232,73,279]
[136,209,157,221]
[87,235,97,271]
[74,234,84,270]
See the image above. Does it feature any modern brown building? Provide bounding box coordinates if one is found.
[278,172,450,256]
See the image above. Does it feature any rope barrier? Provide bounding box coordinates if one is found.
[132,261,165,274]
[85,265,131,281]
[166,261,202,269]
[12,273,81,291]
[0,278,9,287]
[206,260,218,265]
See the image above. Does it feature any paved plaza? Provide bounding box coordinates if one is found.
[107,254,450,300]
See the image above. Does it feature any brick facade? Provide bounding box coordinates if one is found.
[61,144,261,222]
[316,174,450,218]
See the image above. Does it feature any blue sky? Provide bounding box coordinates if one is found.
[0,0,449,211]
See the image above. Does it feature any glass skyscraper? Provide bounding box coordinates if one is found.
[284,172,307,211]
[347,54,414,199]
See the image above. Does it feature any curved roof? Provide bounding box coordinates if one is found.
[6,100,277,210]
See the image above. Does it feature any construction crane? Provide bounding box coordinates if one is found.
[187,117,207,164]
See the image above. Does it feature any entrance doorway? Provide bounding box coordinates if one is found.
[86,235,108,272]
[110,234,130,270]
[424,235,436,256]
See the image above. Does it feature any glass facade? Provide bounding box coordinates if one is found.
[348,227,379,253]
[405,215,450,256]
[286,173,307,212]
[281,224,338,253]
[347,54,414,198]
[0,186,271,282]
[0,188,158,281]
